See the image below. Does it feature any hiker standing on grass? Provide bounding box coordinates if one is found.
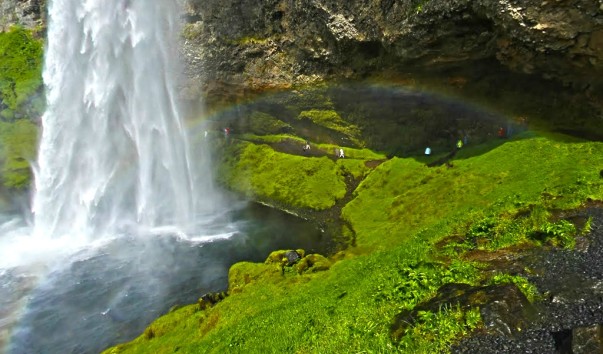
[339,148,345,158]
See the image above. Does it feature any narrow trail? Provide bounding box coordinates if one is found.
[235,135,386,251]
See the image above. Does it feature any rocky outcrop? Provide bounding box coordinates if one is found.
[181,0,603,105]
[0,0,44,31]
[453,205,603,353]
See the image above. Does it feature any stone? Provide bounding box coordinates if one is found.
[284,250,302,266]
[198,291,228,310]
[0,0,45,31]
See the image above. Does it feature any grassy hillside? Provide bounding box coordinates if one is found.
[105,131,603,353]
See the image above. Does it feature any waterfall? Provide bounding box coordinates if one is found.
[32,0,198,239]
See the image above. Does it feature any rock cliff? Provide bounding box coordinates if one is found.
[1,0,602,127]
[181,0,603,110]
[0,0,44,31]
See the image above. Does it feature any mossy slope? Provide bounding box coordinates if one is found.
[218,141,347,210]
[106,132,603,353]
[345,134,603,250]
[0,26,43,189]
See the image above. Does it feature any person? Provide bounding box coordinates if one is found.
[456,139,463,149]
[498,127,505,138]
[303,141,311,151]
[425,147,431,156]
[339,148,345,158]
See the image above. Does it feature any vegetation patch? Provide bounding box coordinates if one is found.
[247,111,291,135]
[0,119,37,188]
[0,26,44,120]
[343,135,603,250]
[297,109,361,145]
[108,131,603,353]
[0,26,44,190]
[218,141,347,210]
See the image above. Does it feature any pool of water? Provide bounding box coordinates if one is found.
[0,200,327,354]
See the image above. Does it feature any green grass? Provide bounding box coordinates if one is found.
[107,133,603,354]
[247,111,291,135]
[297,109,362,144]
[344,135,603,250]
[239,133,304,144]
[0,26,44,120]
[0,119,38,188]
[317,143,386,160]
[218,141,347,210]
[0,26,43,189]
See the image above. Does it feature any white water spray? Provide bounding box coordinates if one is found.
[32,0,199,239]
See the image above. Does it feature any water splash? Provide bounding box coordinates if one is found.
[32,0,198,239]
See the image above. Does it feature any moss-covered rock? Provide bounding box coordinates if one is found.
[218,141,347,210]
[265,249,305,266]
[0,26,43,190]
[297,109,361,145]
[0,119,37,189]
[248,111,291,135]
[198,291,228,310]
[294,253,332,274]
[0,26,44,120]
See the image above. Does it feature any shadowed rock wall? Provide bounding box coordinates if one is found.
[181,0,603,107]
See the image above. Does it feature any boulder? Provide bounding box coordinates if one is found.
[294,253,332,274]
[265,249,305,266]
[198,291,228,310]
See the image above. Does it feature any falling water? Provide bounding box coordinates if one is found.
[32,0,197,239]
[0,2,327,352]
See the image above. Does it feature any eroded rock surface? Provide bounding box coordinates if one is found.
[182,0,603,99]
[0,0,44,31]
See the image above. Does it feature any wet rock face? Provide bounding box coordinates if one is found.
[0,0,44,31]
[182,0,603,100]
